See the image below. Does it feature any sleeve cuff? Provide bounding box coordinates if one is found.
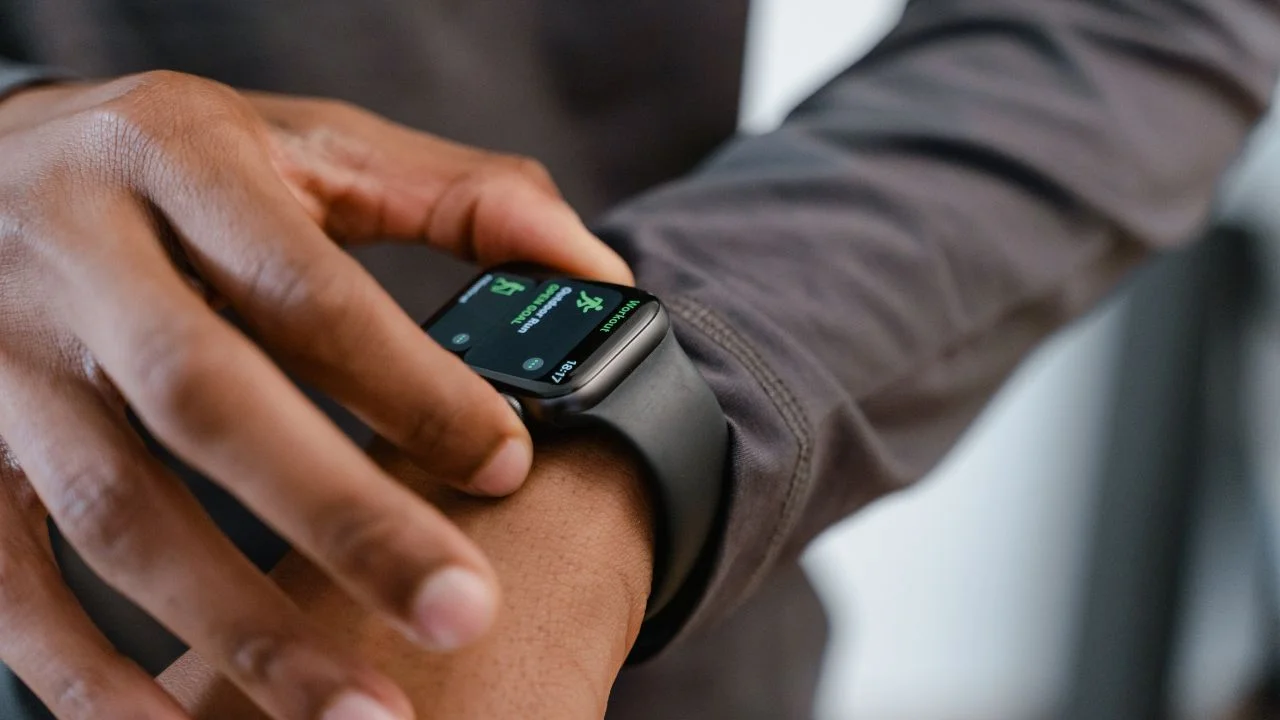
[0,62,77,103]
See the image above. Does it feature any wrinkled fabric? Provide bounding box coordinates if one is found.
[1,1,1278,717]
[600,0,1280,657]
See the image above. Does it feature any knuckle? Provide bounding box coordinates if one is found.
[317,503,414,588]
[107,69,197,112]
[246,254,368,356]
[81,71,254,173]
[390,403,450,456]
[115,70,249,121]
[47,667,120,720]
[128,324,231,436]
[46,459,148,568]
[491,154,554,189]
[304,96,364,124]
[224,625,305,688]
[394,398,476,468]
[114,69,200,96]
[269,255,356,317]
[74,106,165,181]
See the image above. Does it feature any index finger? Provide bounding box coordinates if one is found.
[250,96,634,285]
[421,160,636,286]
[134,125,535,496]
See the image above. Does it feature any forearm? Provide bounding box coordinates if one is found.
[161,433,653,718]
[597,0,1280,645]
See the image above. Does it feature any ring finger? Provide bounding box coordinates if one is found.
[0,366,413,720]
[0,464,187,720]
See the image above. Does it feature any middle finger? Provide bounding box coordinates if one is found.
[45,196,500,654]
[143,124,531,496]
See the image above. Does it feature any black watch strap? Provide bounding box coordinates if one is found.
[573,326,728,621]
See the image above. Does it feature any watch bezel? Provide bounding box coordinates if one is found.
[424,265,670,421]
[499,303,669,423]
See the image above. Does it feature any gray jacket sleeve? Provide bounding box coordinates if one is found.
[600,0,1280,653]
[0,59,72,100]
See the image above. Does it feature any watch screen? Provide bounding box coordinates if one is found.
[425,268,657,393]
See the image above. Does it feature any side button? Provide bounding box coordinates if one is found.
[502,393,524,422]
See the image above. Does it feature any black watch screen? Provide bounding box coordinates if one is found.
[425,267,658,396]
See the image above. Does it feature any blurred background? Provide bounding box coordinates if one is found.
[752,2,1280,719]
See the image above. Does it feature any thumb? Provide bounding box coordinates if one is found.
[426,164,635,286]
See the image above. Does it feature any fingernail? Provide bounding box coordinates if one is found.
[410,567,497,651]
[468,438,530,497]
[322,692,406,720]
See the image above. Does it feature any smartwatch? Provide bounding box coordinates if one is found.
[423,264,728,637]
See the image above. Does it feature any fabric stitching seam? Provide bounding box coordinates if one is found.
[666,296,815,609]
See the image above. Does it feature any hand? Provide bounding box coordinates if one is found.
[160,433,654,719]
[0,71,632,720]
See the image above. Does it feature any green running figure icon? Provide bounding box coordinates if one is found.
[577,290,605,313]
[490,277,527,296]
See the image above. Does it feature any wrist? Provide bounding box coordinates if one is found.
[387,431,654,671]
[356,432,654,717]
[162,431,654,719]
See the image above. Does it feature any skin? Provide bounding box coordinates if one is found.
[159,434,653,720]
[0,71,633,720]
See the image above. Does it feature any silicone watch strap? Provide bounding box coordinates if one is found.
[571,326,728,625]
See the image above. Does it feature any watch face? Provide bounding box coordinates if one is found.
[424,266,660,398]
